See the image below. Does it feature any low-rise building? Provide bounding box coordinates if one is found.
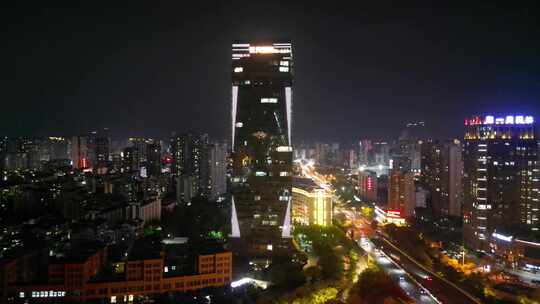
[4,240,232,303]
[292,178,332,226]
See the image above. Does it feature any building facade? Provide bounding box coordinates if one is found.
[463,115,539,251]
[4,247,232,303]
[292,178,332,227]
[70,136,90,170]
[146,143,162,177]
[122,147,139,173]
[388,169,416,217]
[170,133,210,199]
[420,139,463,217]
[230,41,293,256]
[209,142,228,200]
[358,170,378,203]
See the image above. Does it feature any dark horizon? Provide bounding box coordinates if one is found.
[3,2,540,141]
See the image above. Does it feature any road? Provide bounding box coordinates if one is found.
[360,238,439,303]
[371,237,480,304]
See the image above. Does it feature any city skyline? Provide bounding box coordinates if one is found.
[2,3,540,303]
[3,3,540,141]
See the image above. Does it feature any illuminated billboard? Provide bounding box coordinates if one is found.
[465,115,534,126]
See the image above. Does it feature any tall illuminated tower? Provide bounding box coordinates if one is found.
[230,41,293,256]
[463,114,539,251]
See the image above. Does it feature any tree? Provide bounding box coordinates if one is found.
[318,245,342,280]
[268,259,306,289]
[348,265,411,304]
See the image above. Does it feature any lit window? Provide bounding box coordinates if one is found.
[280,61,289,66]
[254,195,261,201]
[164,266,168,273]
[111,296,117,303]
[19,292,25,298]
[235,122,243,128]
[244,80,250,84]
[279,171,290,177]
[261,98,278,103]
[279,66,289,72]
[234,67,243,73]
[267,244,273,251]
[255,171,267,176]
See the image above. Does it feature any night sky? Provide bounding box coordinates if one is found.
[3,2,540,142]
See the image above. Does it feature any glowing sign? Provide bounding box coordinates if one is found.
[249,46,291,54]
[492,232,513,242]
[386,209,401,218]
[367,176,373,191]
[467,115,534,126]
[276,146,292,152]
[261,98,278,103]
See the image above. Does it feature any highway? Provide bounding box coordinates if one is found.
[371,237,480,304]
[360,238,439,303]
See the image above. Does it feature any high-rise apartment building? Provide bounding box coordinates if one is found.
[209,142,228,200]
[388,169,416,217]
[230,41,293,255]
[122,147,139,172]
[70,136,90,169]
[463,114,539,251]
[146,143,162,177]
[420,139,463,217]
[170,133,210,199]
[95,136,110,169]
[129,137,153,164]
[358,170,378,203]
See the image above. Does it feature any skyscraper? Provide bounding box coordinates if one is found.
[146,143,162,177]
[463,115,539,251]
[122,146,139,172]
[420,139,463,217]
[70,136,90,169]
[170,133,210,200]
[95,136,110,169]
[230,41,293,256]
[388,169,416,217]
[209,142,228,200]
[358,170,378,203]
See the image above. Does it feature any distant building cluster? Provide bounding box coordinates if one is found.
[0,130,231,303]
